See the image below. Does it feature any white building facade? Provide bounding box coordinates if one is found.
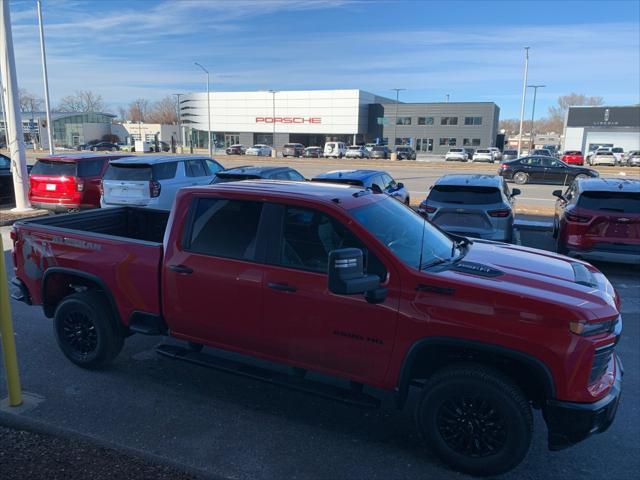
[179,89,392,149]
[563,106,640,154]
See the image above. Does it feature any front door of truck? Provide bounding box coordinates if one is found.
[163,197,266,352]
[260,204,400,383]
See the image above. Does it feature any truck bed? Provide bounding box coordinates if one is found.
[20,207,169,244]
[13,207,169,323]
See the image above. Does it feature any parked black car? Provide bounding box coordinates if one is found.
[499,156,598,185]
[303,146,323,158]
[211,165,306,183]
[0,153,32,205]
[395,146,417,160]
[89,142,119,151]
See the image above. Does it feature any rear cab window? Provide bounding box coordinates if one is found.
[428,185,503,204]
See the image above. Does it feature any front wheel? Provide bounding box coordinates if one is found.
[53,292,124,369]
[416,364,532,476]
[513,171,528,185]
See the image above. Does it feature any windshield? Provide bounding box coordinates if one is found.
[212,173,261,184]
[578,191,640,213]
[429,185,502,204]
[31,160,76,176]
[104,163,152,181]
[348,196,454,269]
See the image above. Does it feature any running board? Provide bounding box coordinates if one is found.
[156,344,381,409]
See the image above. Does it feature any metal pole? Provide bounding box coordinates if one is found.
[527,84,545,151]
[36,0,53,154]
[445,94,450,102]
[390,88,405,150]
[0,0,31,210]
[195,62,211,157]
[517,47,530,157]
[173,93,182,146]
[0,229,23,406]
[268,90,277,157]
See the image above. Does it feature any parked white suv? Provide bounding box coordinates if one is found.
[324,141,347,158]
[101,156,223,210]
[444,148,470,162]
[488,147,503,161]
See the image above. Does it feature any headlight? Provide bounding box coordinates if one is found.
[569,318,617,336]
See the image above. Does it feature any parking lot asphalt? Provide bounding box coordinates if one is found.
[1,222,639,480]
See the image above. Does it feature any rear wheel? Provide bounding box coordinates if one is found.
[416,364,532,476]
[53,292,124,369]
[513,172,528,185]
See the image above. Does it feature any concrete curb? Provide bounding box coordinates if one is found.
[0,410,223,480]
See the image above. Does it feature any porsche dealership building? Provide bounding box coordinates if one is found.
[179,89,501,153]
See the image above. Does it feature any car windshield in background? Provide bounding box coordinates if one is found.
[212,173,261,184]
[565,151,582,155]
[313,178,364,187]
[503,150,517,155]
[429,185,502,204]
[578,191,640,213]
[348,146,361,150]
[372,146,386,151]
[104,164,152,181]
[476,149,490,153]
[348,196,453,269]
[597,152,614,156]
[31,160,76,176]
[450,149,463,152]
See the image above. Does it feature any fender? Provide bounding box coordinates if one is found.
[41,267,122,326]
[394,336,556,409]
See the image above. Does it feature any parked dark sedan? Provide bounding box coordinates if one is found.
[303,146,323,158]
[311,169,410,205]
[211,165,306,183]
[1,153,32,205]
[499,156,598,185]
[89,142,119,151]
[395,146,417,160]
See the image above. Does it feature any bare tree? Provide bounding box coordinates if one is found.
[146,96,179,124]
[116,106,128,122]
[57,90,106,112]
[128,99,149,122]
[19,89,44,113]
[499,118,520,135]
[548,93,604,124]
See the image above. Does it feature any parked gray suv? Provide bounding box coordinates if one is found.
[417,174,520,242]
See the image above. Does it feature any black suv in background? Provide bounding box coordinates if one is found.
[282,143,305,157]
[395,146,417,160]
[499,156,598,185]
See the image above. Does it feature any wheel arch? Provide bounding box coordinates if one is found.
[395,337,556,409]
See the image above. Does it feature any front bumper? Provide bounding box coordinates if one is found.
[543,354,623,450]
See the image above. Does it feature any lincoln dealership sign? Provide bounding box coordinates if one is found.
[567,106,640,128]
[256,117,321,124]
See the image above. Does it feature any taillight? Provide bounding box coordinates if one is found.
[488,209,511,218]
[98,180,103,196]
[566,211,591,223]
[9,229,17,242]
[423,204,437,213]
[500,163,508,169]
[150,180,161,198]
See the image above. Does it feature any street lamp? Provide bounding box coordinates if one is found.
[527,84,546,150]
[173,93,183,148]
[517,47,530,157]
[268,90,277,157]
[194,62,212,157]
[36,0,54,155]
[390,88,405,150]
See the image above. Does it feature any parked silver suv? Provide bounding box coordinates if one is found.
[417,174,520,242]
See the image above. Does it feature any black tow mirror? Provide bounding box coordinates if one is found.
[328,248,385,303]
[552,189,564,199]
[396,182,405,189]
[511,188,521,196]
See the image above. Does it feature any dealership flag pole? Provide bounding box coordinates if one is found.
[36,0,54,154]
[0,0,31,211]
[195,63,211,157]
[517,47,530,157]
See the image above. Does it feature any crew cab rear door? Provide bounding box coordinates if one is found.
[260,203,400,383]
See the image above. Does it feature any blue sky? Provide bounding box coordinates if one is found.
[9,0,640,118]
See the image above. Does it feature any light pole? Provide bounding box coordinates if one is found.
[517,47,530,157]
[390,88,405,150]
[194,62,212,157]
[527,84,545,150]
[173,93,183,148]
[268,90,277,157]
[36,0,53,154]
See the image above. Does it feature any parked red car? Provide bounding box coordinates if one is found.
[561,150,584,165]
[11,181,622,476]
[554,177,640,263]
[29,153,131,212]
[225,144,245,155]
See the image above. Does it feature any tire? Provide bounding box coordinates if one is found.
[513,171,528,185]
[552,216,559,239]
[111,147,117,151]
[556,233,568,255]
[53,292,124,369]
[415,364,532,476]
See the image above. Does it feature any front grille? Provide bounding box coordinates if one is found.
[590,345,614,384]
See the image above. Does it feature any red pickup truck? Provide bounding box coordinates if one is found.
[10,180,622,476]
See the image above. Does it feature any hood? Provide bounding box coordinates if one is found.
[434,240,618,321]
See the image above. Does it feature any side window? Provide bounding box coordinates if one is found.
[271,170,291,180]
[77,159,104,177]
[205,159,223,175]
[188,198,263,261]
[185,159,207,177]
[564,182,577,202]
[539,157,552,167]
[287,170,305,181]
[152,162,178,180]
[278,206,387,278]
[370,175,384,191]
[382,174,396,190]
